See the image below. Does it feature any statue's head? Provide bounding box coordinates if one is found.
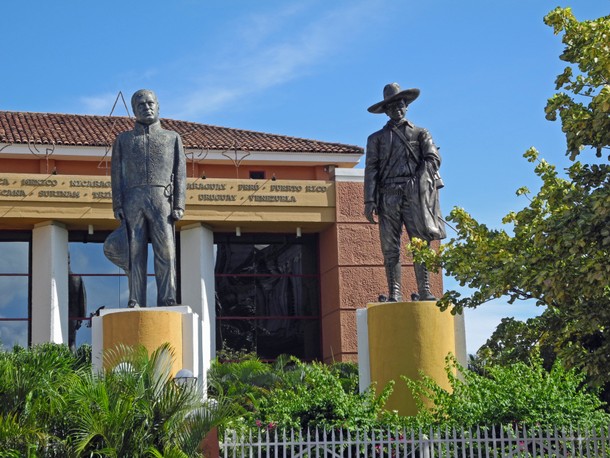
[367,83,420,121]
[132,89,159,125]
[385,99,408,122]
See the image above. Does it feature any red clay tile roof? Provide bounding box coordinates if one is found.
[0,111,363,154]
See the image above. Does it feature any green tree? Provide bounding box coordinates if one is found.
[475,316,557,371]
[409,8,610,389]
[544,7,610,160]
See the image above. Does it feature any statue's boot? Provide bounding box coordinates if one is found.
[385,262,403,302]
[414,263,436,301]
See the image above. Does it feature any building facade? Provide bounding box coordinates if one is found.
[0,111,443,362]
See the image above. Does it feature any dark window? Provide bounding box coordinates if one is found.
[214,233,320,361]
[68,231,123,348]
[249,171,265,179]
[0,232,31,348]
[68,231,173,347]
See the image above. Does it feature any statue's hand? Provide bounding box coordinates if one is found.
[364,202,378,224]
[114,208,125,221]
[171,209,184,221]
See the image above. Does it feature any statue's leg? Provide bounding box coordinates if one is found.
[402,195,436,301]
[384,262,402,302]
[124,189,149,307]
[378,193,403,302]
[414,251,436,301]
[149,187,177,307]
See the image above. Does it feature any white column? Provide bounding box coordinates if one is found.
[31,221,69,345]
[454,312,468,368]
[180,223,216,385]
[356,307,371,393]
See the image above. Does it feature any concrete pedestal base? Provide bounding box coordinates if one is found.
[92,306,199,379]
[357,301,459,416]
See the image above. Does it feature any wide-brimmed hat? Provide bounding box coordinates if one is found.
[367,83,420,114]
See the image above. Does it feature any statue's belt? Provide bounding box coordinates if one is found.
[125,183,173,197]
[379,177,415,195]
[381,176,414,184]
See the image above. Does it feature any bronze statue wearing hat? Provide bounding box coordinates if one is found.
[364,83,446,302]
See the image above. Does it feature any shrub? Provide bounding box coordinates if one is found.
[210,354,398,431]
[404,355,610,428]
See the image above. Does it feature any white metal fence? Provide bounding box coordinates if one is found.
[221,425,610,457]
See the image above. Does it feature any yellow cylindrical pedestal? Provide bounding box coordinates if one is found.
[102,310,184,376]
[367,301,455,416]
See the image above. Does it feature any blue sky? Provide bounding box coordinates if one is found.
[3,0,608,353]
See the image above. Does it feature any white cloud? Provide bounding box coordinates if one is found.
[79,92,125,116]
[171,1,382,119]
[236,3,310,49]
[74,1,388,120]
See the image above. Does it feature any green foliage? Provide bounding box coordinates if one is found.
[254,360,393,430]
[408,8,610,390]
[207,352,283,416]
[543,7,610,160]
[475,316,557,371]
[211,353,610,432]
[0,413,48,457]
[404,356,610,428]
[0,344,234,457]
[418,152,610,388]
[3,344,608,454]
[0,344,85,456]
[209,354,399,432]
[68,343,234,457]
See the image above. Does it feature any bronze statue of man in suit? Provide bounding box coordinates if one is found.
[364,83,446,302]
[109,89,186,308]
